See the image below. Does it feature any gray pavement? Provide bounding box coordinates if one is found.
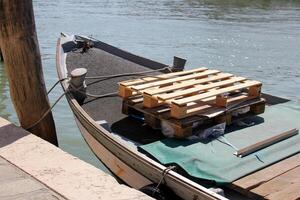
[0,156,66,200]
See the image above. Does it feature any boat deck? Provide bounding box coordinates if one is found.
[232,154,300,200]
[65,41,299,200]
[66,46,166,144]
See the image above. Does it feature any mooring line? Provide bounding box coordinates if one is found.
[85,66,172,80]
[26,65,172,130]
[26,78,120,130]
[47,78,69,95]
[25,91,68,130]
[25,78,69,130]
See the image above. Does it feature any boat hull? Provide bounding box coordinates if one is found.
[56,34,237,200]
[74,116,152,188]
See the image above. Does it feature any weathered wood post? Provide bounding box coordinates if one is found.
[0,0,58,145]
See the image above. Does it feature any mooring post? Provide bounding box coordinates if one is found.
[69,68,88,105]
[0,1,58,145]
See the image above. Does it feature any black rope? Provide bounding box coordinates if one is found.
[68,82,118,99]
[85,66,171,80]
[25,78,69,130]
[47,78,69,95]
[25,91,68,130]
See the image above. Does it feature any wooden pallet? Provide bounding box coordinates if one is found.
[118,67,266,138]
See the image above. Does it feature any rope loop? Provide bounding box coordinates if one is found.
[152,165,176,196]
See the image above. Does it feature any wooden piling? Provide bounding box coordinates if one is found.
[0,1,58,145]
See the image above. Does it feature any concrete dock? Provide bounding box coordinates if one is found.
[0,156,65,200]
[0,117,152,200]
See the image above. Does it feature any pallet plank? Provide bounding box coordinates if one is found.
[120,67,208,86]
[172,80,262,106]
[187,94,251,117]
[143,73,233,95]
[131,69,219,91]
[157,76,247,101]
[152,94,249,118]
[171,94,253,119]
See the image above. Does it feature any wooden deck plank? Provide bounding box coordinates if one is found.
[172,80,261,106]
[232,154,300,190]
[120,67,208,86]
[251,166,300,198]
[143,73,233,95]
[131,69,220,90]
[157,76,247,101]
[265,180,300,200]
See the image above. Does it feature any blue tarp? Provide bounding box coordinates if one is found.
[139,101,300,185]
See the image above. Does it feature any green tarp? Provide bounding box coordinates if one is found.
[139,101,300,185]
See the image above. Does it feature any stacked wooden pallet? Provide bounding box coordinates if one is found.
[118,67,266,138]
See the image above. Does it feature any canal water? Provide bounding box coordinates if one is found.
[0,0,299,171]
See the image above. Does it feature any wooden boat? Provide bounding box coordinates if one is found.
[56,33,300,200]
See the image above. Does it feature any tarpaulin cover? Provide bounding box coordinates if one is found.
[139,101,300,185]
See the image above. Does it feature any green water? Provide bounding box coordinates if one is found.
[0,0,299,171]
